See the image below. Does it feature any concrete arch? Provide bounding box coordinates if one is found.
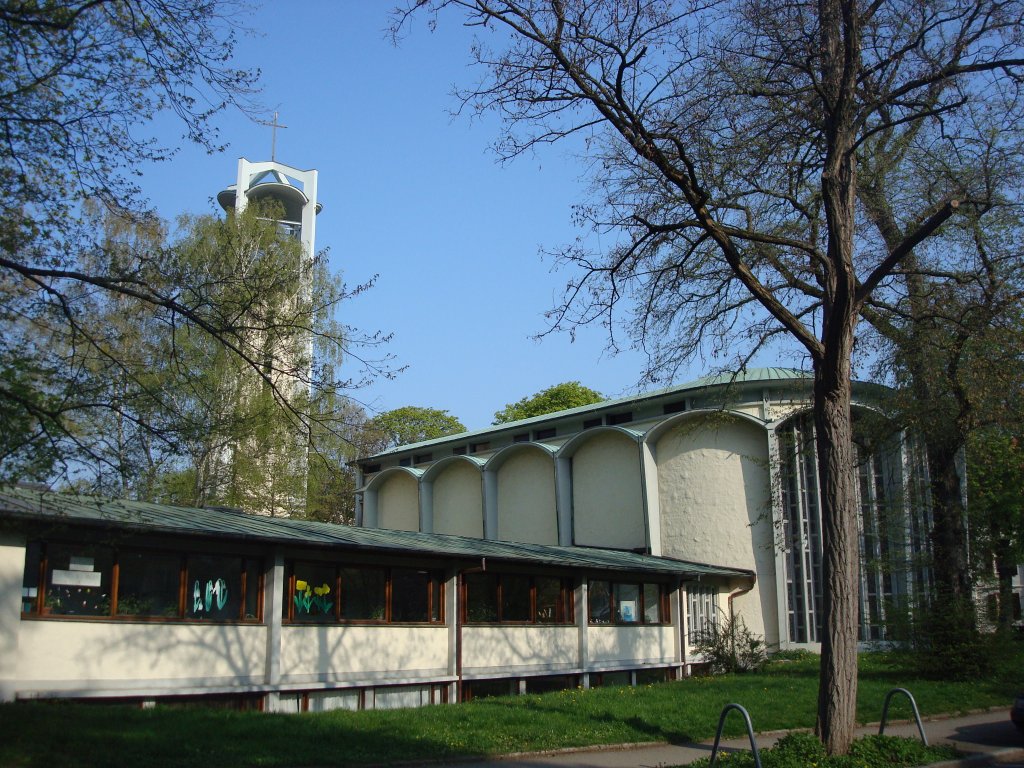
[485,443,558,545]
[559,428,647,550]
[652,410,777,645]
[365,467,421,533]
[419,455,485,483]
[556,425,641,459]
[483,441,557,472]
[363,466,423,492]
[643,407,766,447]
[422,456,485,538]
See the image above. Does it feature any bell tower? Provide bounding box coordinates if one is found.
[217,158,322,258]
[212,157,324,517]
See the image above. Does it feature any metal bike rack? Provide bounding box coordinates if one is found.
[709,703,763,768]
[879,687,928,745]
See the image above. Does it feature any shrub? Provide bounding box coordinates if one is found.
[694,613,767,674]
[908,595,992,680]
[689,732,957,768]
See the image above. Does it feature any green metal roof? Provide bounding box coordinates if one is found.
[368,368,817,459]
[0,487,752,581]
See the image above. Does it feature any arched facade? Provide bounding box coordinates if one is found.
[561,428,646,550]
[651,411,777,645]
[370,469,420,532]
[489,445,559,545]
[428,458,484,538]
[355,368,934,651]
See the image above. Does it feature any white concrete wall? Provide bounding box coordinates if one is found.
[0,534,25,701]
[279,625,448,683]
[496,450,558,545]
[655,415,779,645]
[462,626,578,674]
[432,462,484,537]
[571,432,646,549]
[377,473,420,532]
[587,625,676,665]
[16,621,267,691]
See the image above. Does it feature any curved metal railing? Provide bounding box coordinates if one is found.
[709,702,762,768]
[879,687,928,745]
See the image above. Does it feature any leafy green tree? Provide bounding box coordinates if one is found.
[368,406,466,451]
[0,2,393,490]
[60,201,374,519]
[395,0,1024,752]
[969,430,1024,629]
[492,382,604,424]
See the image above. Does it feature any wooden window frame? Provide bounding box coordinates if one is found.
[462,574,575,625]
[23,541,264,624]
[588,579,670,626]
[283,561,445,626]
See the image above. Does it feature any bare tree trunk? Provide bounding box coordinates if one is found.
[815,0,862,754]
[814,350,861,755]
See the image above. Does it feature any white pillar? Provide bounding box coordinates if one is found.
[0,533,26,702]
[555,456,573,546]
[483,469,498,539]
[263,553,285,711]
[420,480,434,534]
[577,578,590,688]
[640,440,662,555]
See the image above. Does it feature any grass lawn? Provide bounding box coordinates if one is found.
[1,641,1020,768]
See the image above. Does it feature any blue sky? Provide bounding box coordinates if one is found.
[139,3,702,430]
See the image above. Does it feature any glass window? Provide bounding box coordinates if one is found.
[243,560,262,620]
[588,580,611,624]
[501,575,531,622]
[614,583,640,623]
[45,544,114,617]
[465,573,498,622]
[45,544,115,617]
[688,584,719,643]
[391,568,431,622]
[340,567,386,620]
[644,583,664,623]
[428,574,442,622]
[186,554,242,620]
[21,541,42,614]
[535,577,565,624]
[291,563,337,623]
[117,551,182,618]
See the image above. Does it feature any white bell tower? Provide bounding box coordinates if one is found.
[217,157,322,257]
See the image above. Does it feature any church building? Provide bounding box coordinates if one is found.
[0,367,931,711]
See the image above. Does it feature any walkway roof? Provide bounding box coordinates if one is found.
[0,487,752,581]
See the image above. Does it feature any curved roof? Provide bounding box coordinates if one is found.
[217,169,324,221]
[687,367,811,387]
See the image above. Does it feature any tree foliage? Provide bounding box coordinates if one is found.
[968,429,1024,628]
[368,406,466,451]
[0,1,395,492]
[395,0,1024,753]
[492,381,604,424]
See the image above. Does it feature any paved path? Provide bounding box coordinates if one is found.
[438,710,1024,768]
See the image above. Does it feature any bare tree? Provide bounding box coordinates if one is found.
[394,0,1024,752]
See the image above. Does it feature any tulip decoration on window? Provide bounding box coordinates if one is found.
[294,580,333,616]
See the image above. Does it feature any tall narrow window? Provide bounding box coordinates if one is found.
[687,584,719,644]
[464,572,499,622]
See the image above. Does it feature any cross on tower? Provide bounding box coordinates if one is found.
[258,111,288,161]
